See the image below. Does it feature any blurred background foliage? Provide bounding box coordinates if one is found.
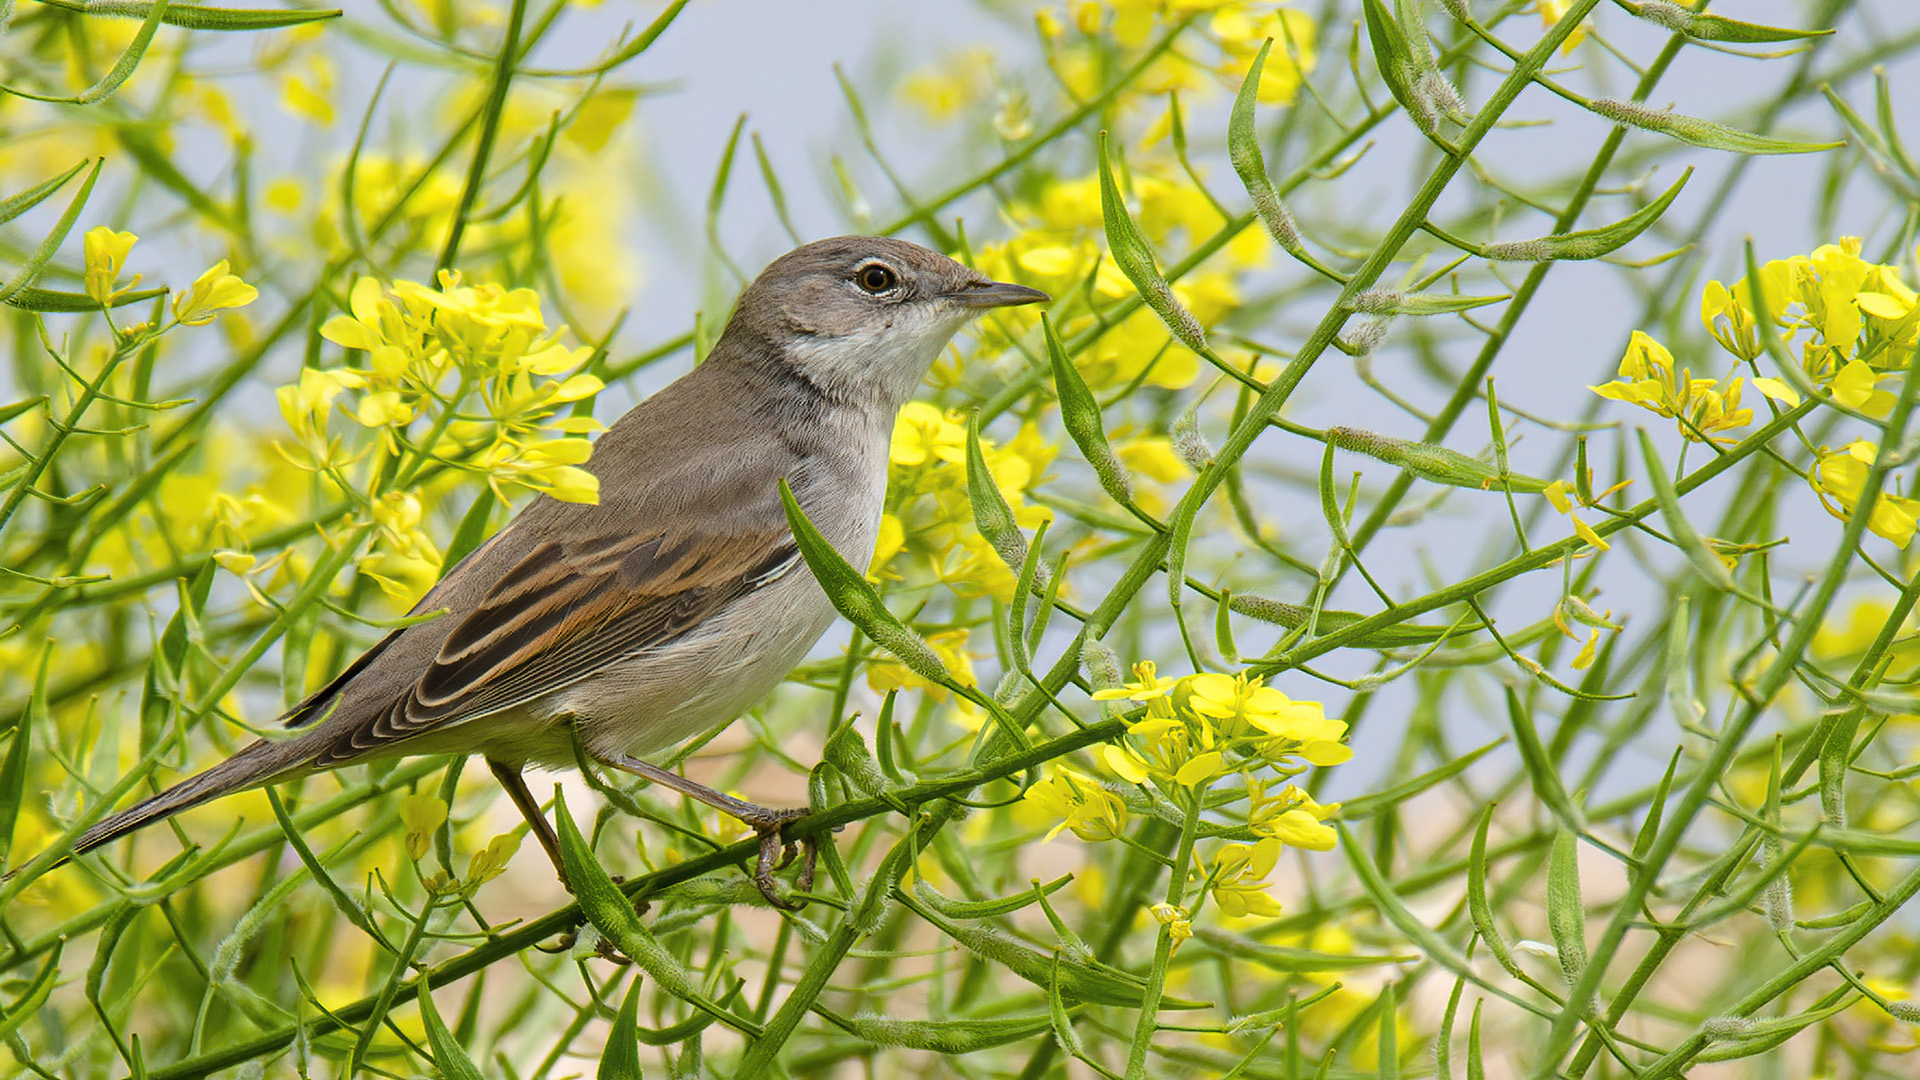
[4,0,1920,1077]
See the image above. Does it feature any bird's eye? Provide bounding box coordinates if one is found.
[855,263,899,294]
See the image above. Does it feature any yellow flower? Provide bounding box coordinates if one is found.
[1810,441,1920,548]
[275,366,366,452]
[1210,839,1282,918]
[172,260,259,326]
[889,401,967,467]
[510,442,601,505]
[1700,279,1761,360]
[1589,331,1750,444]
[1188,672,1351,764]
[398,794,448,861]
[357,548,440,603]
[82,226,139,305]
[280,53,336,127]
[1570,514,1610,552]
[1025,769,1130,842]
[1091,659,1180,703]
[1101,714,1195,786]
[869,512,906,577]
[1149,901,1194,944]
[1213,7,1317,104]
[1117,436,1188,483]
[901,48,995,123]
[1537,0,1588,52]
[465,832,523,887]
[1829,359,1895,418]
[1248,778,1340,851]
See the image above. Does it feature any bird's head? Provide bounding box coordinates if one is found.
[723,236,1049,410]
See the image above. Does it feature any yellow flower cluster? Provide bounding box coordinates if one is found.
[1044,2,1318,107]
[1590,330,1752,445]
[1022,661,1344,928]
[252,272,603,600]
[1595,239,1920,546]
[875,402,1056,601]
[1026,769,1131,842]
[1095,663,1352,788]
[79,226,257,328]
[1811,440,1920,548]
[396,794,524,895]
[310,271,604,505]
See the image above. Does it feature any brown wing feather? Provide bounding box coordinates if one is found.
[304,528,798,767]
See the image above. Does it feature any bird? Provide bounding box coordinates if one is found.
[37,236,1049,907]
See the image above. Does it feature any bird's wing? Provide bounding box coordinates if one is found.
[302,525,800,767]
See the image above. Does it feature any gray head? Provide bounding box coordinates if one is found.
[716,236,1049,411]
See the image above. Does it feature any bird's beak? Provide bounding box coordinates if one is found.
[947,280,1051,309]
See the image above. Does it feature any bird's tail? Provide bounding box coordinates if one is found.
[61,737,316,863]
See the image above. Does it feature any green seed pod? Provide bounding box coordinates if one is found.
[779,479,963,691]
[1044,314,1133,506]
[1097,131,1207,353]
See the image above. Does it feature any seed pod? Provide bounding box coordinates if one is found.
[1326,426,1551,492]
[1097,131,1207,353]
[1044,314,1133,506]
[780,479,964,692]
[1589,98,1841,155]
[1167,402,1212,472]
[965,410,1029,575]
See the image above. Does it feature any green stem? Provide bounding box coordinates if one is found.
[1123,785,1204,1079]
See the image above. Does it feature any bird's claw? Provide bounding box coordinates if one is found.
[743,806,815,910]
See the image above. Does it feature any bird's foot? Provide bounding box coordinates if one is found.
[740,805,815,910]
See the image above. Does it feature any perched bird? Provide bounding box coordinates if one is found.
[45,237,1048,905]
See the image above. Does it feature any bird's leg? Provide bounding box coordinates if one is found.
[487,758,571,890]
[597,752,813,910]
[489,758,638,963]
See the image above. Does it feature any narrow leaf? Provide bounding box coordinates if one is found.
[1347,289,1508,316]
[817,1007,1056,1054]
[0,160,89,227]
[1327,426,1551,492]
[1338,822,1475,974]
[1195,928,1417,973]
[442,488,498,574]
[0,646,50,868]
[1229,40,1319,269]
[552,790,762,1036]
[0,944,63,1043]
[1623,0,1834,43]
[4,286,168,313]
[1227,595,1482,646]
[1467,805,1522,979]
[1636,428,1736,591]
[418,987,487,1080]
[32,0,341,30]
[966,411,1028,574]
[598,976,646,1080]
[779,478,961,693]
[0,159,103,305]
[1339,738,1504,819]
[1505,686,1582,829]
